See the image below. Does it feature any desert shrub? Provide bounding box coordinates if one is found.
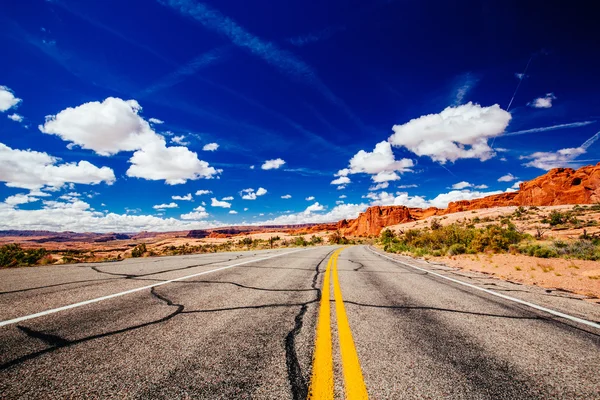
[447,243,466,255]
[310,235,323,245]
[131,243,147,257]
[293,236,308,246]
[430,219,442,230]
[0,244,48,267]
[240,237,253,249]
[533,246,558,258]
[548,210,567,226]
[328,231,349,245]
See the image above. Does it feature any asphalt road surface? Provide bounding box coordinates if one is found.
[1,245,599,399]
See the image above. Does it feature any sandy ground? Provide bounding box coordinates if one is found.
[438,253,600,301]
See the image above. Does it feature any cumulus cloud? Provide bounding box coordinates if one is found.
[211,197,231,208]
[305,202,325,213]
[148,117,164,124]
[367,189,502,209]
[39,97,219,184]
[261,158,286,170]
[305,196,315,201]
[241,187,267,200]
[331,176,350,185]
[195,189,212,195]
[521,147,586,170]
[369,182,389,191]
[389,102,511,163]
[529,93,556,109]
[7,113,23,122]
[255,203,368,225]
[397,184,418,189]
[126,138,219,184]
[339,195,347,199]
[222,196,234,201]
[171,135,189,146]
[172,193,193,201]
[0,199,220,232]
[4,193,40,206]
[0,85,21,112]
[349,141,413,177]
[180,206,209,220]
[281,194,292,199]
[0,142,115,190]
[451,181,488,190]
[153,202,178,209]
[229,210,238,214]
[203,142,219,151]
[497,173,517,182]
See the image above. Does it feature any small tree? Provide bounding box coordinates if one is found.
[131,243,147,258]
[241,237,253,249]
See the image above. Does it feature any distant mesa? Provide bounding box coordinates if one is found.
[338,163,600,236]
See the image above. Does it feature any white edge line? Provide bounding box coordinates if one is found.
[0,248,308,328]
[367,246,600,330]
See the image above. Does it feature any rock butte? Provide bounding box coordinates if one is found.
[335,163,600,237]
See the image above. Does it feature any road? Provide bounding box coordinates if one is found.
[1,245,599,399]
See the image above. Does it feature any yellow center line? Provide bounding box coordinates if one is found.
[308,248,340,399]
[309,247,369,400]
[332,249,369,400]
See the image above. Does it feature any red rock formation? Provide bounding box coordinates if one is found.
[340,163,600,236]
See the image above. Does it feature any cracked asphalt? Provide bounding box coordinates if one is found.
[1,246,599,399]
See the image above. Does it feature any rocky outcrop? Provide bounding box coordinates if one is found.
[339,206,414,236]
[340,163,600,236]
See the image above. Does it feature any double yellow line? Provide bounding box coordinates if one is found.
[308,248,369,400]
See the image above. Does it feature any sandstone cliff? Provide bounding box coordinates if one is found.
[341,163,600,236]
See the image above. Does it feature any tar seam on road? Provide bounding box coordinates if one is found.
[308,247,369,399]
[0,249,308,328]
[368,247,600,331]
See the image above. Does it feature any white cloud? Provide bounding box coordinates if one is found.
[243,208,248,211]
[0,198,221,232]
[249,165,255,169]
[195,189,212,195]
[372,171,401,183]
[126,138,219,184]
[339,195,347,199]
[7,113,23,122]
[39,97,155,156]
[337,186,346,190]
[349,141,413,176]
[171,135,189,146]
[389,102,511,163]
[521,147,586,170]
[397,184,418,189]
[336,200,344,205]
[369,182,389,191]
[515,73,526,80]
[281,194,292,199]
[256,203,368,225]
[4,193,40,206]
[203,142,219,151]
[180,210,209,220]
[172,193,193,201]
[305,202,325,213]
[222,196,234,201]
[306,196,315,201]
[475,184,488,189]
[148,117,164,124]
[529,93,556,109]
[39,97,219,184]
[241,187,267,200]
[0,85,21,112]
[451,181,472,190]
[367,189,503,209]
[229,210,238,214]
[331,176,351,185]
[211,197,231,208]
[497,173,517,182]
[261,158,286,170]
[153,202,178,209]
[0,142,115,190]
[506,181,523,192]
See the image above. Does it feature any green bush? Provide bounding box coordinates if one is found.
[0,244,48,267]
[447,243,466,255]
[310,235,323,245]
[131,243,147,258]
[293,236,308,246]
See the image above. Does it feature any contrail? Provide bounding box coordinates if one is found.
[504,121,596,136]
[581,130,600,150]
[507,54,534,111]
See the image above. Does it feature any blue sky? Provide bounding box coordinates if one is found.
[1,0,599,232]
